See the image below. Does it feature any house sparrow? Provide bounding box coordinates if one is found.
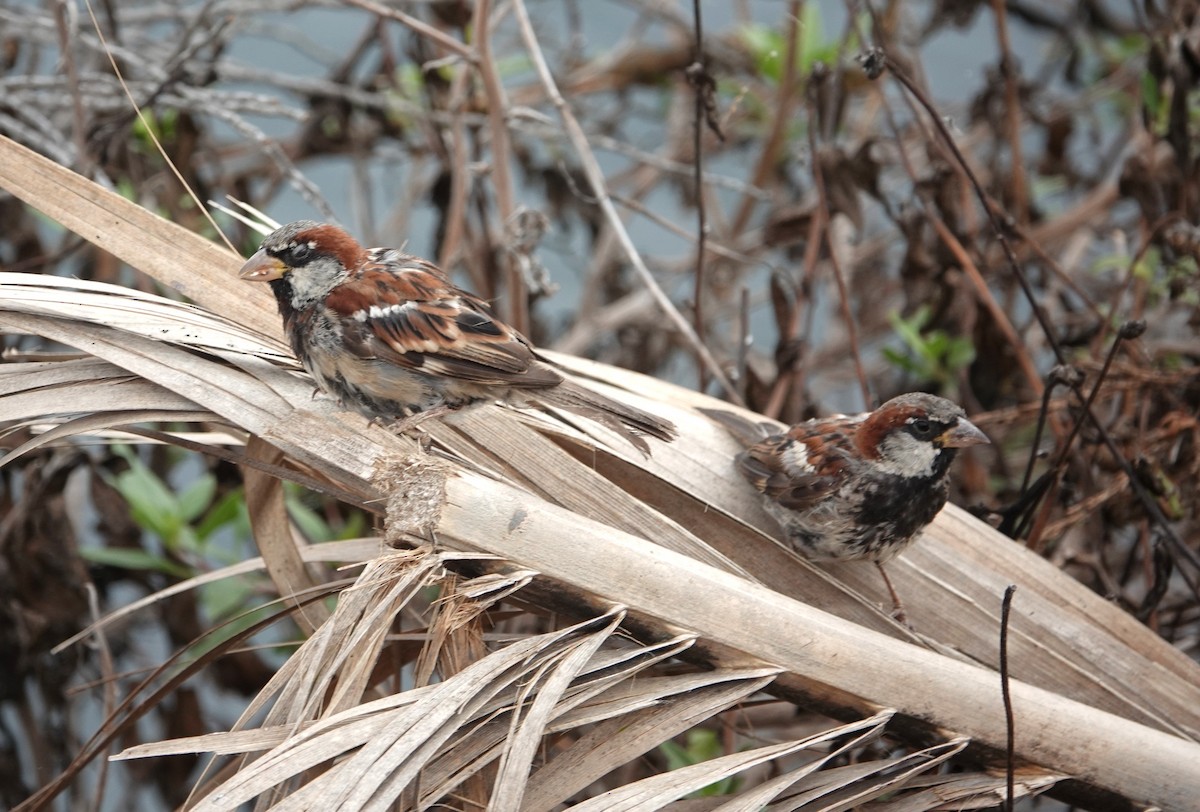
[702,393,988,621]
[239,221,676,453]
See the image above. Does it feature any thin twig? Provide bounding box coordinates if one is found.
[925,212,1044,395]
[688,0,714,392]
[764,203,822,420]
[1012,324,1136,545]
[511,0,743,405]
[999,584,1017,812]
[1018,369,1068,499]
[737,286,751,403]
[808,116,871,406]
[863,44,1198,579]
[990,0,1027,224]
[472,0,527,333]
[343,0,474,60]
[53,0,91,173]
[84,583,115,812]
[873,50,1066,364]
[731,0,803,236]
[81,0,237,251]
[437,64,473,275]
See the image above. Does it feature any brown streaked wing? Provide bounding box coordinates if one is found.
[737,423,855,511]
[324,262,559,387]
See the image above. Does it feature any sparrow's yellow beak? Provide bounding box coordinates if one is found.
[939,418,989,448]
[238,249,286,282]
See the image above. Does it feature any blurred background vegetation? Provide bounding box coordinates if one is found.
[1,0,1198,808]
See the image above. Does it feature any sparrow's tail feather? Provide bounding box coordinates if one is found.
[534,378,677,455]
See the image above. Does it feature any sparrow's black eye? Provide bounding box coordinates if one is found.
[910,418,934,439]
[287,243,313,264]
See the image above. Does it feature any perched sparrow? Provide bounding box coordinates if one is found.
[239,221,676,452]
[703,393,988,621]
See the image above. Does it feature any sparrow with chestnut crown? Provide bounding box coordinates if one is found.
[239,221,676,453]
[703,393,988,622]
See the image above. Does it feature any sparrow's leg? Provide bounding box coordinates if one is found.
[875,562,910,627]
[387,403,456,436]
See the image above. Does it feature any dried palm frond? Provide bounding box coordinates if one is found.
[3,133,1200,810]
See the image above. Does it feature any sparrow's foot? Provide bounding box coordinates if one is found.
[876,562,912,628]
[388,404,455,436]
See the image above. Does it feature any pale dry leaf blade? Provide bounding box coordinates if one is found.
[329,613,624,811]
[414,616,626,812]
[522,671,780,812]
[0,312,286,427]
[415,637,718,805]
[707,710,897,812]
[114,727,299,761]
[415,567,538,688]
[780,739,970,812]
[542,637,709,730]
[0,272,291,360]
[320,553,446,715]
[866,768,1063,812]
[206,197,279,234]
[188,704,418,811]
[0,133,280,338]
[115,683,448,761]
[188,690,433,809]
[0,356,131,394]
[258,549,443,729]
[1,310,396,488]
[191,608,626,810]
[548,667,778,734]
[0,380,199,422]
[243,435,328,637]
[343,611,631,812]
[437,409,749,576]
[0,409,215,468]
[566,738,834,812]
[0,371,200,421]
[919,510,1200,738]
[489,612,623,811]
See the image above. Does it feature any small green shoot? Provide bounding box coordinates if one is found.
[883,306,975,389]
[659,728,740,797]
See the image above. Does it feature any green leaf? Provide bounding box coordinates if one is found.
[739,24,784,82]
[195,487,249,541]
[202,576,257,622]
[172,524,203,557]
[109,446,181,540]
[286,491,335,543]
[80,546,193,578]
[885,307,974,384]
[882,346,919,375]
[178,474,217,525]
[796,3,826,75]
[659,729,738,797]
[338,509,368,541]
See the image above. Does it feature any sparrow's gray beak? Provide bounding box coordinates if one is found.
[238,248,286,282]
[940,418,989,448]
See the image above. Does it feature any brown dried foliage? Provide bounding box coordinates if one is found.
[1,0,1199,809]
